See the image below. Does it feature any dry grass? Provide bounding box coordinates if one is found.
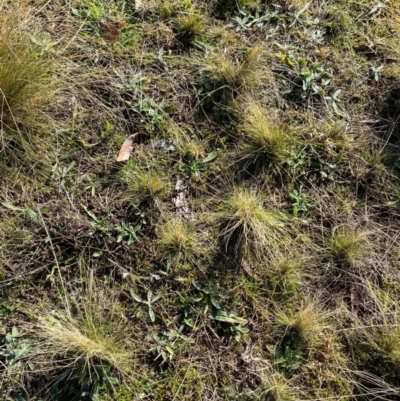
[33,276,136,397]
[0,3,50,131]
[203,44,265,92]
[216,187,291,260]
[120,163,172,205]
[175,13,205,46]
[328,226,370,267]
[157,216,205,267]
[237,101,294,169]
[2,0,400,400]
[274,300,330,343]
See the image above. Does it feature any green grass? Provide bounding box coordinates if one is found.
[202,44,265,95]
[328,226,370,267]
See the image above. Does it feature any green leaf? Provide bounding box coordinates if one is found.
[129,289,143,303]
[108,376,119,385]
[192,281,202,291]
[210,297,221,309]
[83,206,98,222]
[27,362,35,370]
[149,307,156,322]
[1,202,24,212]
[202,150,219,164]
[152,293,163,303]
[212,310,247,325]
[11,327,19,337]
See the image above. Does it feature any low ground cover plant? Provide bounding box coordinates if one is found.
[2,0,400,400]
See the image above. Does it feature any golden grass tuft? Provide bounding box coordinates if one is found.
[120,163,172,205]
[37,312,133,373]
[0,4,50,131]
[175,13,205,46]
[157,216,204,267]
[266,255,303,293]
[33,276,136,396]
[238,101,293,168]
[275,301,330,342]
[216,187,291,260]
[203,44,265,92]
[328,226,370,267]
[260,371,297,401]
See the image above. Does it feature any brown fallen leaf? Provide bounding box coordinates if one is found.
[99,18,119,44]
[116,132,147,161]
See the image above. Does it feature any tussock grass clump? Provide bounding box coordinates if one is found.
[157,216,204,267]
[0,7,50,130]
[238,101,293,169]
[275,301,329,343]
[267,255,303,294]
[216,187,290,260]
[175,14,205,46]
[203,44,265,93]
[352,285,400,372]
[328,226,369,267]
[159,1,178,19]
[34,280,135,399]
[120,163,171,205]
[260,371,297,401]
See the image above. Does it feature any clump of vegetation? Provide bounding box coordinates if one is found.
[120,163,172,206]
[274,301,329,343]
[157,216,204,268]
[3,0,400,399]
[260,370,297,401]
[237,101,294,170]
[33,279,135,400]
[328,226,370,267]
[216,187,291,260]
[202,44,265,95]
[266,254,303,294]
[174,13,205,46]
[0,4,50,132]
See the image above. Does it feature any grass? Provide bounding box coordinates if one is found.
[266,255,303,294]
[0,3,50,133]
[120,163,172,206]
[202,44,265,95]
[174,13,205,46]
[157,216,204,268]
[3,0,400,400]
[274,301,330,343]
[33,277,135,399]
[260,371,297,401]
[216,187,290,260]
[328,226,370,267]
[237,101,294,170]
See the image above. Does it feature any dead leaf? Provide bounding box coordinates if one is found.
[135,0,143,9]
[240,258,262,282]
[99,18,119,44]
[116,132,146,161]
